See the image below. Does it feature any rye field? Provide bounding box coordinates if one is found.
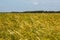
[0,13,60,40]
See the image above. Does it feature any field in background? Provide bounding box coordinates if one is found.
[0,13,60,40]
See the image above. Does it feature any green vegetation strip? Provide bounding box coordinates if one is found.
[0,13,60,40]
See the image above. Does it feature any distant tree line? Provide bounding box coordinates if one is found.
[23,11,60,13]
[11,11,60,13]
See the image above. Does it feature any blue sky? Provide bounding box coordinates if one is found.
[0,0,60,12]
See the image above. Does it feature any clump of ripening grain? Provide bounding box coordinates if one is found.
[0,13,60,40]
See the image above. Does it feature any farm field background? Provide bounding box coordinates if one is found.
[0,13,60,40]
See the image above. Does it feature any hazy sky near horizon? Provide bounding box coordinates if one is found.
[0,0,60,12]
